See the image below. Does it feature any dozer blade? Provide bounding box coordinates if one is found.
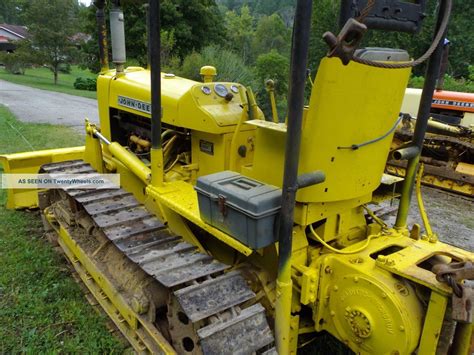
[0,146,84,209]
[40,160,275,354]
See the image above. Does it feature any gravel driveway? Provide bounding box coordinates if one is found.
[379,186,473,251]
[0,79,99,132]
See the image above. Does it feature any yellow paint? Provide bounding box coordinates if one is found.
[289,315,300,354]
[386,163,474,197]
[84,120,104,173]
[456,162,474,176]
[0,147,84,209]
[190,129,255,178]
[108,142,151,184]
[229,98,248,171]
[151,147,164,186]
[3,55,474,355]
[418,292,448,354]
[97,68,263,138]
[300,265,318,305]
[313,238,424,354]
[146,182,253,256]
[245,57,411,203]
[416,164,436,238]
[268,85,279,123]
[451,323,473,355]
[200,65,217,83]
[44,210,176,354]
[275,261,293,355]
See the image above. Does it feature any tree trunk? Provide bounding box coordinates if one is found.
[54,70,58,85]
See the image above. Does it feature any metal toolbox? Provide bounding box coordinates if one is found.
[195,171,282,249]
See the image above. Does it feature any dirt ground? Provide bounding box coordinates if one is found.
[381,186,473,252]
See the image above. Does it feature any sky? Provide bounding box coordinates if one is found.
[79,0,92,6]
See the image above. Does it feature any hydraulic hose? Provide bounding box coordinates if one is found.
[309,224,379,255]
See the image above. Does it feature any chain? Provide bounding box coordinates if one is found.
[356,0,376,23]
[443,274,464,297]
[434,261,474,298]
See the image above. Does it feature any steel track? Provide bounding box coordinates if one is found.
[39,160,276,354]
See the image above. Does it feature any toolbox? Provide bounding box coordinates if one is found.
[195,171,282,249]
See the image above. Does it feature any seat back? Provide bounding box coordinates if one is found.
[296,57,411,202]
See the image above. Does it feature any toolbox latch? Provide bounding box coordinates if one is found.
[218,194,228,217]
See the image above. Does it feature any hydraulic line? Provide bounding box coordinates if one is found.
[309,224,379,255]
[338,114,403,150]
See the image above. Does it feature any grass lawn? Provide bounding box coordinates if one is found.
[0,105,125,353]
[0,66,97,99]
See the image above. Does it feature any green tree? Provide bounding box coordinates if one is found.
[25,0,79,84]
[254,0,295,16]
[161,0,225,57]
[0,0,29,24]
[308,0,339,73]
[79,0,224,72]
[255,50,290,121]
[225,5,255,64]
[447,0,474,77]
[308,0,474,79]
[217,0,295,17]
[178,45,254,85]
[0,40,33,74]
[252,14,291,59]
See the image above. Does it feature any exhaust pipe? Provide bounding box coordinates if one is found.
[149,0,164,186]
[392,145,420,161]
[93,0,109,72]
[110,0,126,73]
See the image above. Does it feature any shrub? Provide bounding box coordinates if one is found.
[409,74,474,93]
[58,63,71,74]
[255,50,290,122]
[3,60,26,75]
[178,45,255,86]
[0,40,33,75]
[408,76,425,89]
[74,77,97,91]
[469,65,474,82]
